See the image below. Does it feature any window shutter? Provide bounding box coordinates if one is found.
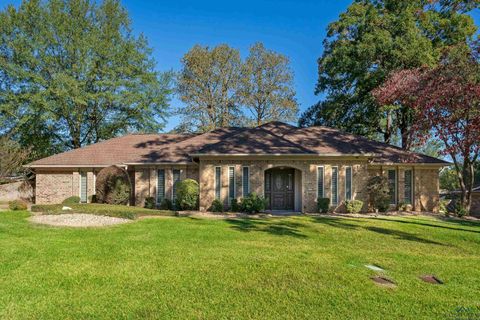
[388,170,397,205]
[157,169,165,203]
[345,167,352,201]
[228,167,235,202]
[331,167,338,206]
[242,167,249,197]
[317,167,324,199]
[404,170,412,204]
[215,167,221,200]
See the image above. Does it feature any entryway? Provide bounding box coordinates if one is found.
[264,168,295,211]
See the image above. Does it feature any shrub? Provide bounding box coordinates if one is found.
[454,202,468,217]
[317,198,330,213]
[95,166,131,205]
[366,176,391,212]
[159,198,173,210]
[210,199,224,212]
[88,195,97,203]
[240,193,266,214]
[175,179,199,210]
[8,199,27,211]
[144,197,155,209]
[62,196,80,205]
[230,198,240,212]
[345,200,363,214]
[439,199,450,215]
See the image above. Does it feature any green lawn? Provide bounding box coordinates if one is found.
[0,212,479,319]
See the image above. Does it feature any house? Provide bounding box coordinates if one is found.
[27,122,449,213]
[472,186,480,217]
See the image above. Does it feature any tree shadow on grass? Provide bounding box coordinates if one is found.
[365,226,448,246]
[226,218,307,239]
[371,217,480,234]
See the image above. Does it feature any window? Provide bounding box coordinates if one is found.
[215,167,221,200]
[172,169,181,203]
[404,170,413,204]
[345,166,352,201]
[80,172,87,203]
[388,169,397,205]
[157,169,165,203]
[228,167,235,203]
[242,166,250,197]
[317,166,324,199]
[331,167,338,206]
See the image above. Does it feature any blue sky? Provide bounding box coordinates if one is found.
[2,0,479,132]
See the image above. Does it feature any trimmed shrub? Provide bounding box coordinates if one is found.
[230,198,240,212]
[210,199,224,212]
[88,195,97,203]
[62,196,80,205]
[96,166,131,205]
[159,198,173,210]
[8,199,27,211]
[455,202,468,217]
[317,198,330,213]
[366,176,390,212]
[240,193,266,214]
[439,199,450,215]
[175,179,199,210]
[398,202,412,212]
[345,200,364,214]
[144,197,155,209]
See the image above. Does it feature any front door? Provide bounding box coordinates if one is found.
[265,168,294,210]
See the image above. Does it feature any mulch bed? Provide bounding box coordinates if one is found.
[371,276,396,288]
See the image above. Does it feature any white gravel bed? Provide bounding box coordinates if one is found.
[30,213,131,227]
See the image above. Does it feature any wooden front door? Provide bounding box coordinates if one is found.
[265,168,295,210]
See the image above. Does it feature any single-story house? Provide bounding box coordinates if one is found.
[27,122,449,213]
[471,186,480,217]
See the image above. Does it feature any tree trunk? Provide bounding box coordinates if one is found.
[384,110,392,144]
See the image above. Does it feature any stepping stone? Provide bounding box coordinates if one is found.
[371,276,396,288]
[365,264,384,272]
[420,275,443,284]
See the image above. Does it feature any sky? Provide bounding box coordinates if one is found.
[1,0,479,132]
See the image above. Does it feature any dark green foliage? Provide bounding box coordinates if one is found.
[144,197,155,209]
[175,179,199,210]
[88,195,97,204]
[230,198,240,212]
[96,166,131,205]
[366,176,391,212]
[159,198,173,211]
[317,198,330,213]
[0,0,171,156]
[30,203,174,220]
[62,196,80,205]
[240,193,266,214]
[210,199,224,213]
[8,200,27,211]
[110,179,130,205]
[455,202,468,217]
[345,200,364,214]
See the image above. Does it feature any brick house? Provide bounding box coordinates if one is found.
[27,122,448,213]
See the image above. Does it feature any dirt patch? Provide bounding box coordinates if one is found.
[420,275,443,284]
[371,276,396,288]
[30,214,131,227]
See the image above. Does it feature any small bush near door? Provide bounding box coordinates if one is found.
[144,197,155,209]
[366,176,390,212]
[210,199,224,212]
[62,196,80,205]
[159,198,173,210]
[317,198,330,213]
[240,193,266,214]
[230,198,240,212]
[8,200,27,211]
[175,179,199,210]
[345,200,364,214]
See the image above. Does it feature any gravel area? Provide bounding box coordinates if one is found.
[30,214,131,227]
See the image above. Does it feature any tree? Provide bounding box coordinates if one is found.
[374,46,480,213]
[0,136,30,180]
[0,0,171,156]
[176,44,242,132]
[238,43,298,126]
[299,0,477,150]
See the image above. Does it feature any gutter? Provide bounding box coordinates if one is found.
[189,153,377,157]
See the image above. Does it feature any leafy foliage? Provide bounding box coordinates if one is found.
[8,199,28,211]
[299,0,477,150]
[366,176,391,212]
[210,199,224,213]
[175,179,199,210]
[62,196,80,205]
[317,198,330,213]
[230,198,240,212]
[0,137,30,179]
[240,193,266,214]
[95,166,131,205]
[144,197,156,209]
[159,198,173,211]
[0,0,171,156]
[345,200,364,214]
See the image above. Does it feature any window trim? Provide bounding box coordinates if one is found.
[79,171,87,203]
[345,166,352,201]
[404,169,413,205]
[156,169,166,205]
[317,166,325,199]
[242,166,250,198]
[388,169,397,205]
[214,166,221,200]
[331,166,339,206]
[228,166,235,204]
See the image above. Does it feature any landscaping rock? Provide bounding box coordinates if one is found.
[420,275,443,284]
[30,214,130,227]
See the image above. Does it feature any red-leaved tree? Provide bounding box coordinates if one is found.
[373,46,480,213]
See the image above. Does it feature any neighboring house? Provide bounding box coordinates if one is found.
[472,186,480,217]
[27,122,449,213]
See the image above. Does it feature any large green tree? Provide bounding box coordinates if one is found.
[299,0,477,150]
[238,43,298,126]
[0,0,171,157]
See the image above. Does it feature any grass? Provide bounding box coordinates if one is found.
[30,203,175,219]
[0,212,479,319]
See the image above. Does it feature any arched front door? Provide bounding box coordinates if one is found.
[265,168,295,210]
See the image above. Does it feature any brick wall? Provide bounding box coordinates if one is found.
[470,192,480,217]
[36,170,96,204]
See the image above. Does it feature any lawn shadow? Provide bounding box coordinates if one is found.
[371,217,480,234]
[226,218,307,238]
[365,226,447,246]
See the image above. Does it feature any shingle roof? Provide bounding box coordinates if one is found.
[28,122,449,167]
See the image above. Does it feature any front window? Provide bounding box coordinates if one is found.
[317,166,324,199]
[172,169,181,203]
[242,167,250,197]
[157,169,165,203]
[228,167,235,203]
[215,167,221,200]
[388,169,397,205]
[331,167,338,206]
[404,170,413,204]
[345,166,352,201]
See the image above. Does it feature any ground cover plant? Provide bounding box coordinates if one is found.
[0,211,479,319]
